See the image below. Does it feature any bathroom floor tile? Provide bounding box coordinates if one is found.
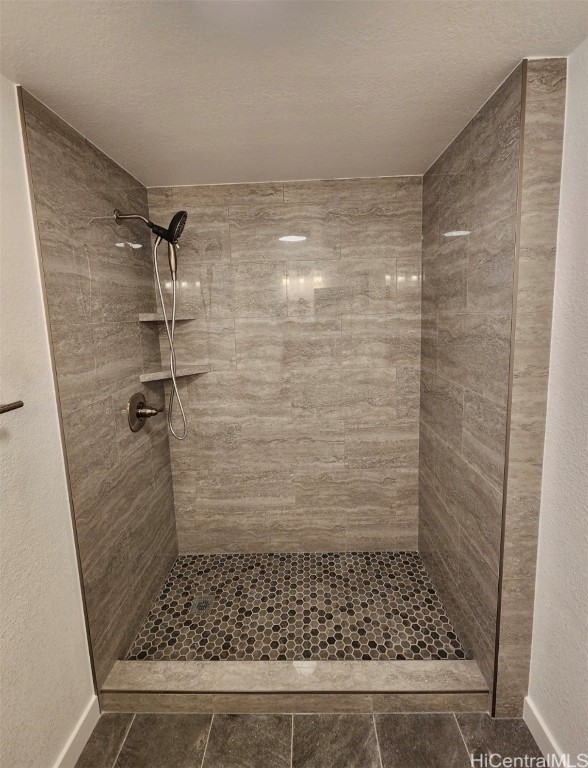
[455,713,542,762]
[79,713,545,768]
[375,713,471,768]
[114,714,211,768]
[75,713,132,768]
[201,714,291,768]
[126,551,468,662]
[293,714,381,768]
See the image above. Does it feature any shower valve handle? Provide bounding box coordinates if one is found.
[127,392,162,433]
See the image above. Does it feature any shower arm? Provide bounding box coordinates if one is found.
[113,209,151,226]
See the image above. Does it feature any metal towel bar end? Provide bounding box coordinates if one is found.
[0,400,24,414]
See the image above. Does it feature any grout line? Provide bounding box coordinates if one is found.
[199,712,214,768]
[372,713,384,768]
[454,713,474,764]
[460,388,465,456]
[290,713,294,768]
[226,204,232,262]
[111,713,135,768]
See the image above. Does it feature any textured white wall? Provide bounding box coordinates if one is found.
[526,39,588,760]
[1,2,587,185]
[0,76,96,768]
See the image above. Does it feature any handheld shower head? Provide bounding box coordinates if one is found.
[149,211,188,245]
[167,211,188,243]
[114,209,188,278]
[166,241,178,278]
[160,212,187,277]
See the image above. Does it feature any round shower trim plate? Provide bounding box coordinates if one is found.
[127,392,147,432]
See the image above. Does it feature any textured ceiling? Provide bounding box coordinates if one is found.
[1,1,587,186]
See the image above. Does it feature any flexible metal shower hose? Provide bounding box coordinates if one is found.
[153,236,188,440]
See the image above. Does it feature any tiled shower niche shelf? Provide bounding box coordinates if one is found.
[139,313,197,322]
[139,364,210,383]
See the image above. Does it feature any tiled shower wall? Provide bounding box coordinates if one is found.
[418,66,523,684]
[21,91,178,687]
[495,59,566,715]
[418,59,567,710]
[148,177,422,553]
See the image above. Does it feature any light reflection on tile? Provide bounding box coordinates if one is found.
[229,204,339,263]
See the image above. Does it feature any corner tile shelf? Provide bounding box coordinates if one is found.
[139,364,210,383]
[139,313,197,322]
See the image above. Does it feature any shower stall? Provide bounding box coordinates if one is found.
[18,57,566,717]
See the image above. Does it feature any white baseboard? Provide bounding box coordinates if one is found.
[523,696,562,762]
[54,696,100,768]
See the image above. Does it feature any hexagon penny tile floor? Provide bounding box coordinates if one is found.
[126,551,469,662]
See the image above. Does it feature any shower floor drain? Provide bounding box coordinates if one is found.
[189,595,214,615]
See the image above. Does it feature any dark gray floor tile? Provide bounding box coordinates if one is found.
[75,714,133,768]
[202,714,291,768]
[456,713,542,762]
[115,714,211,768]
[375,713,470,768]
[293,714,381,768]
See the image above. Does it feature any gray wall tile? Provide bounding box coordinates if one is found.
[437,313,512,405]
[419,64,523,690]
[423,238,467,314]
[467,217,516,313]
[169,182,284,207]
[283,176,418,204]
[420,371,464,451]
[495,58,566,716]
[21,90,178,688]
[342,315,421,368]
[434,440,502,569]
[158,177,422,552]
[462,391,507,488]
[232,261,288,317]
[341,201,421,260]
